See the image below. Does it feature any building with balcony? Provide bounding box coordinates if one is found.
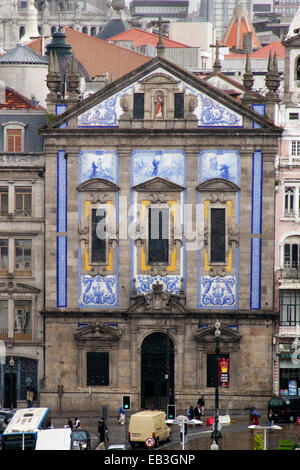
[274,6,300,396]
[0,85,46,409]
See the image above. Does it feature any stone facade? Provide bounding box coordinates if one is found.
[39,56,282,414]
[0,99,46,408]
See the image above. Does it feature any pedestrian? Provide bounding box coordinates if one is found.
[3,418,8,430]
[98,418,109,448]
[194,403,202,421]
[67,418,73,429]
[74,417,80,429]
[26,388,34,408]
[118,405,126,425]
[187,405,194,420]
[197,395,205,416]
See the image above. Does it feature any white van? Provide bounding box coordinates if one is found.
[35,428,71,450]
[128,410,171,448]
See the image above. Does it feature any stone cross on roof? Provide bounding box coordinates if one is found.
[149,16,170,57]
[210,40,227,72]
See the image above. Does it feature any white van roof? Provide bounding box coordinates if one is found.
[131,410,166,418]
[35,428,71,450]
[4,408,49,434]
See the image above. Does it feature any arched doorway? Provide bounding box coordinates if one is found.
[141,332,174,410]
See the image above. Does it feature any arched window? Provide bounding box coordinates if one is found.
[91,27,96,36]
[51,26,56,34]
[82,26,88,34]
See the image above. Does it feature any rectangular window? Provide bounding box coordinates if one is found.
[0,300,8,337]
[0,239,8,274]
[284,243,300,268]
[133,93,144,119]
[280,290,300,326]
[148,207,169,263]
[86,352,109,386]
[15,239,32,275]
[15,187,32,217]
[91,209,106,263]
[0,188,8,216]
[14,300,31,338]
[290,113,299,120]
[174,93,184,119]
[292,141,300,157]
[210,208,226,263]
[7,129,22,152]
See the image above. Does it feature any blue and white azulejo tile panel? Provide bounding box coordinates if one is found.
[132,150,185,187]
[199,275,236,308]
[57,236,67,308]
[198,150,240,184]
[79,275,117,307]
[184,84,243,127]
[79,150,118,184]
[136,275,181,295]
[77,85,134,127]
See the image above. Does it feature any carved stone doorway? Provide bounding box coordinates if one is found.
[141,332,174,410]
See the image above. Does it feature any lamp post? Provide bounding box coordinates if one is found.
[9,356,14,410]
[211,320,222,450]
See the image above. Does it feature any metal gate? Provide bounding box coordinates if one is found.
[141,332,174,410]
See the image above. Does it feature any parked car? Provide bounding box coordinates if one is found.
[268,396,300,423]
[0,410,15,434]
[71,429,91,450]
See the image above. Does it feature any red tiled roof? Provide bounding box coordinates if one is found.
[225,41,285,59]
[0,87,44,110]
[109,27,189,48]
[28,27,151,81]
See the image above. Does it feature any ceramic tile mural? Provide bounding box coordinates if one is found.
[57,236,67,307]
[200,275,236,307]
[136,275,181,295]
[79,275,117,307]
[78,150,119,307]
[79,150,118,184]
[198,150,240,309]
[77,85,134,127]
[132,150,185,187]
[250,238,261,309]
[250,150,263,309]
[184,84,243,127]
[199,150,240,184]
[131,149,186,295]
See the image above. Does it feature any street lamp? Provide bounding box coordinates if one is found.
[211,320,222,450]
[9,356,14,410]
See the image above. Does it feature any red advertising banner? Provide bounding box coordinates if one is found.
[218,358,230,387]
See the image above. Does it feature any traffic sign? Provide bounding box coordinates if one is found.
[145,437,155,448]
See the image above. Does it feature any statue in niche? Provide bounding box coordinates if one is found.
[155,94,164,118]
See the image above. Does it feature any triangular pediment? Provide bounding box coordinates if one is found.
[74,322,122,342]
[138,72,180,85]
[40,56,280,132]
[133,176,185,192]
[78,178,120,192]
[0,282,40,294]
[194,324,241,344]
[196,178,240,193]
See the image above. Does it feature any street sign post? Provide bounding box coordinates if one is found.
[145,437,155,448]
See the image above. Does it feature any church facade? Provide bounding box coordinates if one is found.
[39,55,282,413]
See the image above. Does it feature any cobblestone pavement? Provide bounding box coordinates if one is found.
[50,411,300,451]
